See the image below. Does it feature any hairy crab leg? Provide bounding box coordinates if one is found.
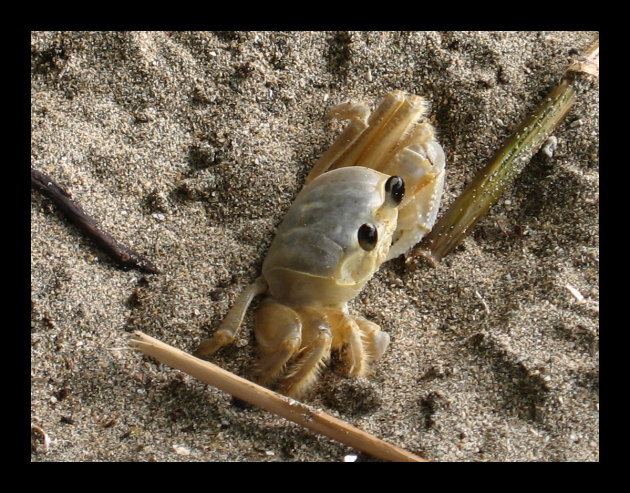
[281,326,332,397]
[254,301,303,384]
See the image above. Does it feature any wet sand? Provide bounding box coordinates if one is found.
[31,31,598,461]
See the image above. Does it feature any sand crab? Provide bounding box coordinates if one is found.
[196,90,446,397]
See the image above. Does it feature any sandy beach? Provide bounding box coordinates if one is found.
[31,31,598,461]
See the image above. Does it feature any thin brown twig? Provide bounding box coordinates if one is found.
[31,168,160,274]
[129,331,427,462]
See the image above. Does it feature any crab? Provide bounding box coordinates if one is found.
[195,90,446,397]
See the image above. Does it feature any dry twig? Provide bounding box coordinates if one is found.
[129,331,427,462]
[31,168,160,274]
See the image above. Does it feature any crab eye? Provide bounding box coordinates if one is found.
[385,175,405,205]
[357,223,378,251]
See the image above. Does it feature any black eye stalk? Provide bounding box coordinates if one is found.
[357,176,404,252]
[358,223,378,251]
[385,175,405,206]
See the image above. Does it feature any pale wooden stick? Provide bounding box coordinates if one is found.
[129,331,427,462]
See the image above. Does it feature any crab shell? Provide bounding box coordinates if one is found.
[262,166,399,308]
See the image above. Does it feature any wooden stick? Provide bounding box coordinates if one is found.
[31,168,160,274]
[129,331,427,462]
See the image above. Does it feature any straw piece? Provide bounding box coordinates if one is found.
[129,331,427,462]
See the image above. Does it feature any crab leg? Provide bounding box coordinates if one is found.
[195,276,268,357]
[325,91,403,171]
[305,102,370,184]
[355,94,427,172]
[330,91,427,172]
[281,326,332,397]
[354,317,390,363]
[253,301,303,384]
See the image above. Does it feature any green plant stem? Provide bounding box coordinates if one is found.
[412,36,598,266]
